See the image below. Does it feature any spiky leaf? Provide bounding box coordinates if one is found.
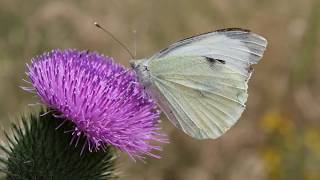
[0,110,116,180]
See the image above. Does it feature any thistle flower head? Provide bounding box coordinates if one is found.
[26,49,166,158]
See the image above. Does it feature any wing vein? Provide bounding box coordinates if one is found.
[159,78,245,106]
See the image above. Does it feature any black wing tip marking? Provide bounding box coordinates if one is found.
[215,28,251,32]
[205,57,226,64]
[158,47,169,55]
[173,28,251,43]
[151,27,253,59]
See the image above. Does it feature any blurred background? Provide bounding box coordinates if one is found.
[0,0,319,179]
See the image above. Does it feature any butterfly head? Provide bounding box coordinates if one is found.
[129,59,146,69]
[129,59,152,87]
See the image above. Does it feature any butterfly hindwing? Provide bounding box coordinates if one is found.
[148,56,248,139]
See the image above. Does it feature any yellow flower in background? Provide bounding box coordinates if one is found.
[262,147,281,173]
[260,110,320,180]
[304,128,320,156]
[261,111,295,137]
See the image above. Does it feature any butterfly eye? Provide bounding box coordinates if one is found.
[129,60,137,69]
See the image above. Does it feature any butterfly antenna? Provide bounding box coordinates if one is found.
[133,30,137,58]
[94,22,135,59]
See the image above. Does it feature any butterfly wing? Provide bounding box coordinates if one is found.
[146,29,267,139]
[150,28,267,75]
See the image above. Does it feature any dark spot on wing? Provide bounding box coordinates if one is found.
[215,28,250,32]
[205,57,226,70]
[205,57,226,64]
[205,57,215,63]
[217,59,226,64]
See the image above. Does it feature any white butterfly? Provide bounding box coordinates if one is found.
[130,28,267,139]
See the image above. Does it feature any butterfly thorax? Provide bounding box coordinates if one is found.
[130,59,152,87]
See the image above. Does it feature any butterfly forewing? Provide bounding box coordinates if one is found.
[150,29,267,75]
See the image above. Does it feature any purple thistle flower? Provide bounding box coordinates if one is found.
[25,49,167,158]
